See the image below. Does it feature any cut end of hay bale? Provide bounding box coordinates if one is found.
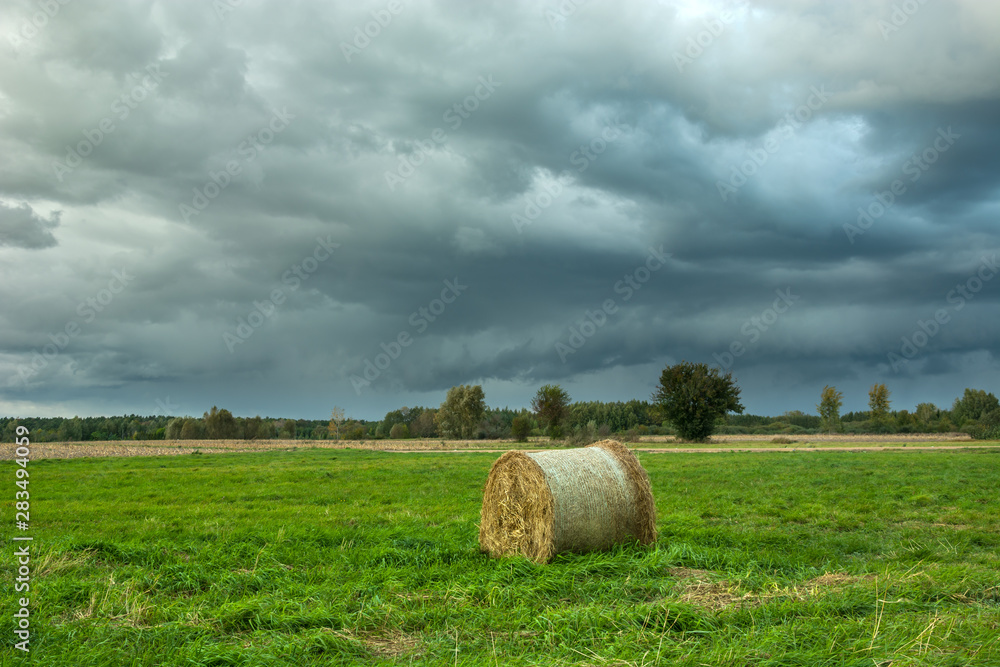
[477,451,555,563]
[479,439,656,563]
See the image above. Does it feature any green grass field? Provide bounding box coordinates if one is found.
[3,447,999,665]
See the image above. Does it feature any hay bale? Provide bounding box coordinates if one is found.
[479,439,656,563]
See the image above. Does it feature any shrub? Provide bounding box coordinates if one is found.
[567,421,599,447]
[478,413,510,439]
[511,416,532,442]
[389,423,409,439]
[963,408,1000,441]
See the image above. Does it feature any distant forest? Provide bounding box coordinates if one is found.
[0,397,985,443]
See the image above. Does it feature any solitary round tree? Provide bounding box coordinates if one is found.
[652,361,744,442]
[531,384,570,440]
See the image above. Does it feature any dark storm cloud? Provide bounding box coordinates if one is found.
[0,202,59,249]
[1,0,999,419]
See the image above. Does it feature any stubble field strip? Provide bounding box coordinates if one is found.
[1,433,993,461]
[1,448,998,665]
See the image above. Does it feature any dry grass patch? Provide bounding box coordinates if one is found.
[55,577,155,628]
[668,569,875,611]
[666,567,716,580]
[35,548,97,577]
[329,628,422,658]
[395,591,437,603]
[668,567,754,610]
[805,572,873,589]
[678,580,757,611]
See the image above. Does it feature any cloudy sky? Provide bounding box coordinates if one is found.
[1,0,999,421]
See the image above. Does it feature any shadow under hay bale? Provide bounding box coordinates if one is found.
[479,439,656,563]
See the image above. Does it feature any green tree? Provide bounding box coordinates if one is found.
[378,407,415,437]
[389,423,410,439]
[57,416,84,442]
[817,385,843,433]
[435,385,486,439]
[165,418,184,440]
[204,406,237,439]
[951,388,1000,427]
[915,402,938,428]
[652,361,744,442]
[180,418,204,439]
[532,384,571,440]
[868,384,891,430]
[244,415,264,440]
[344,422,365,440]
[280,419,296,439]
[410,409,438,438]
[329,407,345,440]
[511,416,532,442]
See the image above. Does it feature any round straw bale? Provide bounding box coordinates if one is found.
[479,439,656,563]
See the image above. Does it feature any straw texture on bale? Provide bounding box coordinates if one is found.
[479,440,656,563]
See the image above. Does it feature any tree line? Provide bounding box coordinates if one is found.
[0,410,325,443]
[3,364,998,442]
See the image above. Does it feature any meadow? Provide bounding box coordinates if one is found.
[3,446,999,665]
